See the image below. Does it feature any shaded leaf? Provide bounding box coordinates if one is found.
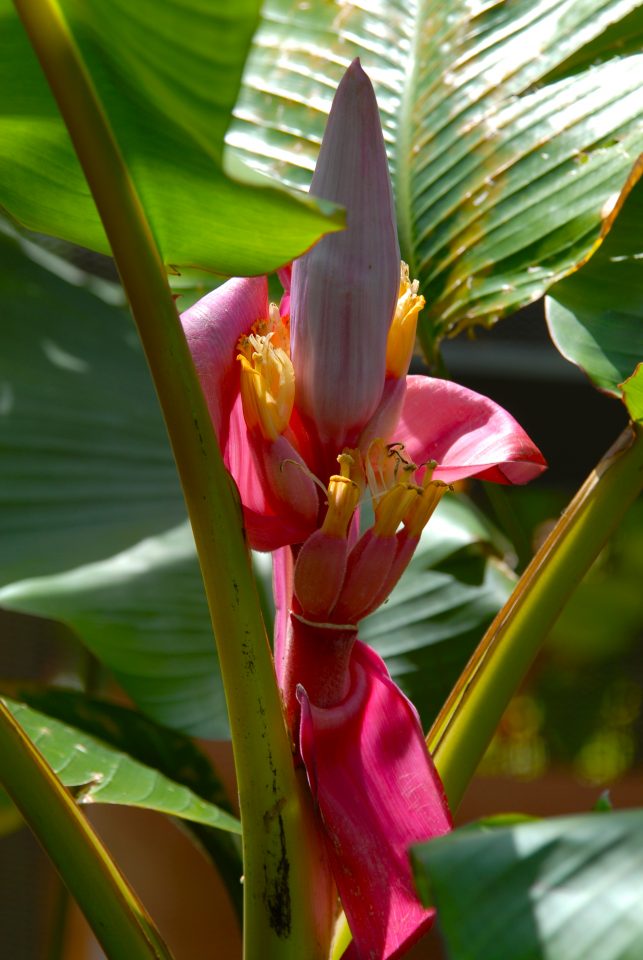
[0,0,341,276]
[546,173,643,399]
[228,0,643,351]
[0,229,183,585]
[0,524,226,739]
[0,230,226,736]
[2,696,241,834]
[412,810,643,959]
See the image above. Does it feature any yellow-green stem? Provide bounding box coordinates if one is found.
[429,422,643,809]
[13,2,330,957]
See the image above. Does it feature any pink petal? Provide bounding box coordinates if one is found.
[225,396,316,550]
[298,641,452,960]
[277,264,292,292]
[395,376,547,484]
[181,276,269,447]
[332,529,397,624]
[290,60,400,450]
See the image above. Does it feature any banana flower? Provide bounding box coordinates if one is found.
[182,60,545,960]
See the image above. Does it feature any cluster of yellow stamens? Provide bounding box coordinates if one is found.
[237,305,295,441]
[385,262,426,379]
[319,439,449,540]
[366,439,448,538]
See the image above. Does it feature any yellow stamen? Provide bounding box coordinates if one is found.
[321,451,362,538]
[403,462,449,536]
[373,482,419,537]
[251,303,290,354]
[385,261,425,378]
[237,312,294,440]
[366,438,416,501]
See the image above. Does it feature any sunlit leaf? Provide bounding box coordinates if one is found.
[0,686,242,903]
[228,0,643,352]
[0,0,341,276]
[546,172,643,400]
[622,363,643,423]
[2,696,241,834]
[412,810,643,959]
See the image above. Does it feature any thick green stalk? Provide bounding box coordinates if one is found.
[0,699,174,960]
[13,2,330,957]
[429,422,643,809]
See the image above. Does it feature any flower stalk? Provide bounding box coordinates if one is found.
[13,2,329,957]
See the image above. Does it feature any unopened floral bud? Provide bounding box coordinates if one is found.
[332,528,397,624]
[294,530,348,621]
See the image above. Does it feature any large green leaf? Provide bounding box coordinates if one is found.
[0,0,341,276]
[412,810,643,959]
[228,0,643,351]
[546,174,643,404]
[2,697,240,834]
[0,229,183,584]
[0,227,228,737]
[0,524,227,738]
[3,685,233,813]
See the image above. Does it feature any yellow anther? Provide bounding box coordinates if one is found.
[237,328,295,441]
[321,450,362,538]
[385,261,425,378]
[373,483,419,538]
[403,464,449,537]
[249,303,291,354]
[366,438,416,502]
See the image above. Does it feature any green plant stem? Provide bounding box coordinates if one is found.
[429,422,643,809]
[13,3,331,957]
[0,699,174,960]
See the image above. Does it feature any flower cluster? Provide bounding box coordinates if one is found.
[182,60,545,960]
